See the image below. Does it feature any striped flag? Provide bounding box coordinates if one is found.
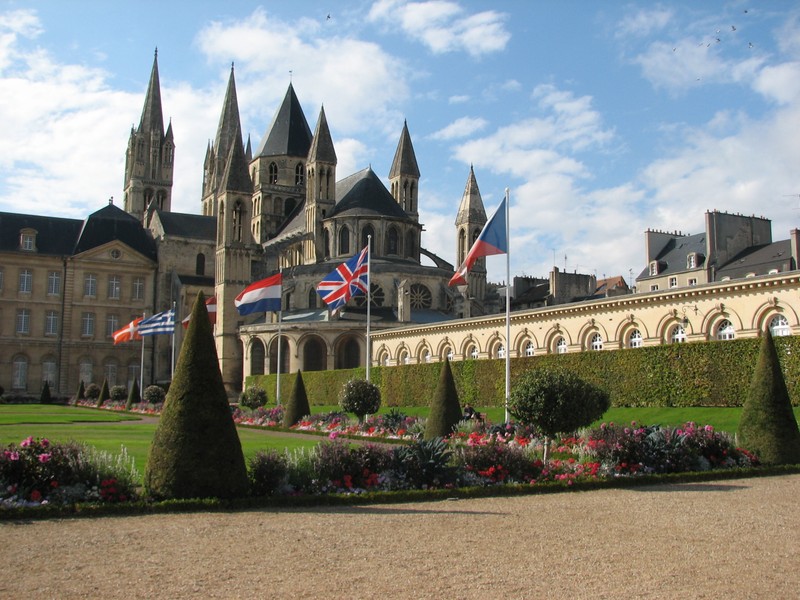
[316,245,369,311]
[235,273,282,315]
[112,317,143,344]
[182,296,216,328]
[138,309,176,336]
[449,196,508,286]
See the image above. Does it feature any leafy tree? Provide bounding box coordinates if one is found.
[142,385,166,405]
[240,386,268,410]
[97,379,110,407]
[125,379,141,411]
[110,385,127,402]
[339,379,381,424]
[84,383,100,402]
[424,359,462,440]
[738,330,800,465]
[509,367,610,461]
[144,292,249,500]
[40,381,52,405]
[283,371,311,427]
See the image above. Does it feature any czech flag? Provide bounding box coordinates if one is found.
[112,317,143,344]
[235,273,282,315]
[449,196,508,287]
[182,296,216,329]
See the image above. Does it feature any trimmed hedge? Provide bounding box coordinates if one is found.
[246,336,800,408]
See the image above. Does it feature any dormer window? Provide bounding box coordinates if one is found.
[687,253,696,269]
[20,230,36,251]
[649,261,659,276]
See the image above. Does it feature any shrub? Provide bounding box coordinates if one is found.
[388,438,455,489]
[142,385,166,405]
[339,379,381,424]
[40,381,52,404]
[283,371,311,427]
[125,379,141,411]
[240,386,268,410]
[74,380,85,403]
[97,379,110,407]
[311,440,393,492]
[144,291,249,500]
[424,359,462,440]
[509,368,610,461]
[738,330,800,465]
[452,440,541,484]
[110,385,128,403]
[84,383,101,401]
[248,449,289,496]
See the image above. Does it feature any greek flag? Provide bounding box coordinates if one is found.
[138,309,175,336]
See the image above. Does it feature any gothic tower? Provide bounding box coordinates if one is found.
[389,120,420,219]
[304,106,337,263]
[123,49,174,222]
[250,83,312,250]
[455,166,488,308]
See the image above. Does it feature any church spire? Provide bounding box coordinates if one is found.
[389,120,420,217]
[138,48,164,136]
[455,165,487,227]
[307,105,337,165]
[214,63,243,178]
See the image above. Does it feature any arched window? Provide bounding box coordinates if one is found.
[303,337,326,371]
[324,230,330,258]
[295,162,304,185]
[338,226,350,255]
[268,162,278,184]
[104,360,118,387]
[337,338,361,369]
[398,349,409,365]
[445,346,455,361]
[195,253,205,276]
[284,198,296,216]
[590,333,603,351]
[467,345,479,360]
[524,341,535,357]
[671,325,686,344]
[386,227,399,255]
[422,350,432,363]
[269,336,290,375]
[405,230,416,257]
[250,339,265,376]
[361,225,375,250]
[79,358,93,385]
[769,314,790,337]
[628,329,643,348]
[12,355,28,390]
[496,344,506,359]
[42,357,57,388]
[308,287,318,309]
[458,229,466,264]
[233,202,243,242]
[716,319,735,341]
[556,337,567,354]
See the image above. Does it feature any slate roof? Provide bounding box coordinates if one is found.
[637,232,706,280]
[74,204,157,261]
[389,120,420,179]
[331,167,410,219]
[156,211,216,241]
[255,83,312,158]
[0,212,83,255]
[716,240,794,279]
[308,106,337,164]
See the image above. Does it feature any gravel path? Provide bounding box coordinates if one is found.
[1,474,798,599]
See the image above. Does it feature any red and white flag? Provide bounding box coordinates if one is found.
[182,296,217,329]
[112,317,143,344]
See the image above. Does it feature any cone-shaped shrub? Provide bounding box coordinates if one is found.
[40,381,52,404]
[75,380,85,402]
[738,330,800,465]
[424,359,463,440]
[125,379,141,411]
[144,292,249,499]
[97,379,110,407]
[283,370,311,427]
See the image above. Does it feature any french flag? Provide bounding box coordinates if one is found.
[449,196,508,286]
[235,273,282,315]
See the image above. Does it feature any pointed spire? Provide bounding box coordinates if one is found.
[165,118,174,141]
[389,120,420,179]
[244,134,252,163]
[220,123,252,194]
[214,63,243,170]
[455,165,487,226]
[138,48,164,136]
[256,83,312,158]
[308,105,337,164]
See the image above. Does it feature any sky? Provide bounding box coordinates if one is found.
[1,1,800,287]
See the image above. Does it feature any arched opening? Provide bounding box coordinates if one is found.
[250,339,265,376]
[336,337,361,369]
[195,253,205,276]
[338,226,350,255]
[268,336,290,374]
[303,336,326,371]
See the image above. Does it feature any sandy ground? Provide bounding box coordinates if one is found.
[1,473,798,599]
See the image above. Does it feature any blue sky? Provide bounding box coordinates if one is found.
[1,1,799,285]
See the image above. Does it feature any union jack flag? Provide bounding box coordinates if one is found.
[316,245,369,312]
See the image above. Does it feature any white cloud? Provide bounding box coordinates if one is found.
[429,116,487,140]
[616,7,673,39]
[448,94,469,104]
[367,0,510,57]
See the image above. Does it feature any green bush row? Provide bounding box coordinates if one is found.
[246,336,800,408]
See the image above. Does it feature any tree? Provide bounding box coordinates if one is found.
[240,385,268,410]
[283,371,311,428]
[97,379,110,407]
[424,359,462,440]
[339,379,381,424]
[738,330,800,465]
[40,381,52,405]
[75,380,85,403]
[125,379,141,411]
[144,292,249,500]
[509,367,610,462]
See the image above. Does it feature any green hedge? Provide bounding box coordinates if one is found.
[245,336,800,408]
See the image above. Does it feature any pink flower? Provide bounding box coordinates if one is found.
[329,432,339,440]
[20,436,34,448]
[7,451,20,461]
[29,490,42,502]
[38,453,52,463]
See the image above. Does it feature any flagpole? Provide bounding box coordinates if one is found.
[170,301,176,381]
[276,267,283,405]
[139,312,146,395]
[504,188,511,424]
[366,235,372,382]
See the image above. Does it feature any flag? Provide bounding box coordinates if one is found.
[449,196,508,286]
[182,296,216,329]
[316,245,369,311]
[112,317,142,344]
[138,309,176,336]
[235,273,282,315]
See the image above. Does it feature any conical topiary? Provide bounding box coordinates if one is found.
[125,379,141,411]
[40,381,52,404]
[283,370,311,428]
[75,380,85,403]
[144,292,249,499]
[424,359,463,440]
[738,329,800,465]
[97,378,110,407]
